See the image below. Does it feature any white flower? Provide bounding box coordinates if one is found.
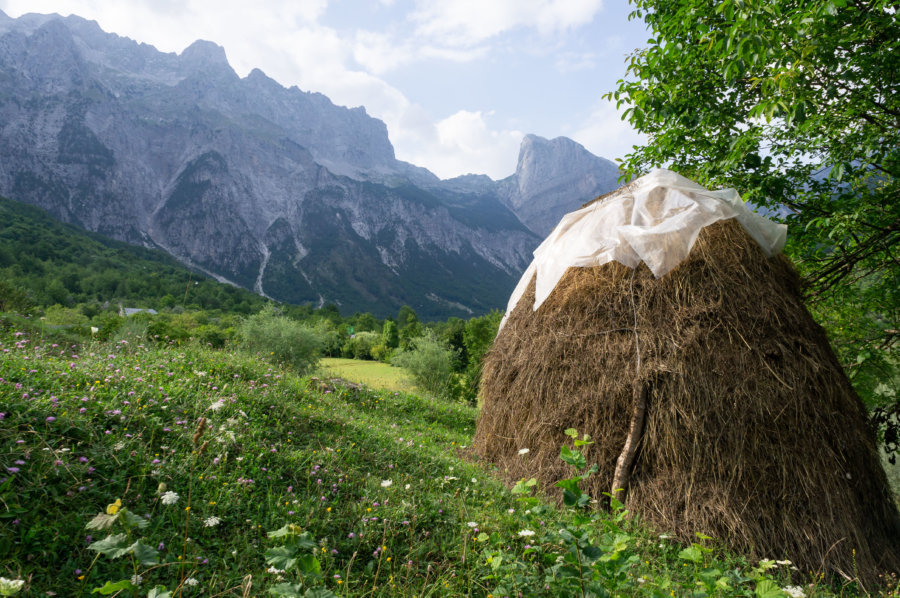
[518,448,530,455]
[518,529,535,537]
[0,577,25,595]
[266,566,285,574]
[208,399,226,411]
[776,559,793,566]
[204,516,222,527]
[184,577,199,587]
[160,491,180,505]
[782,586,806,598]
[380,479,392,488]
[405,484,411,490]
[130,574,143,586]
[466,521,478,528]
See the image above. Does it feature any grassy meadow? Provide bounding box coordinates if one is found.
[319,358,416,394]
[1,318,898,597]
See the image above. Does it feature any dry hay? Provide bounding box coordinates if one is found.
[475,218,900,586]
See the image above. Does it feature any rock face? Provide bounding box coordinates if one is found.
[498,135,621,237]
[0,11,620,318]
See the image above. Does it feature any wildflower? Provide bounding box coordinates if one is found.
[782,587,806,598]
[46,416,56,423]
[776,559,793,566]
[0,577,25,595]
[518,529,535,537]
[106,498,122,515]
[5,467,19,474]
[466,521,478,528]
[130,574,142,586]
[380,479,392,488]
[518,448,530,455]
[204,516,222,527]
[184,577,199,586]
[161,491,180,505]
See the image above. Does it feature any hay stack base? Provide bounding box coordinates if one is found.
[475,218,900,585]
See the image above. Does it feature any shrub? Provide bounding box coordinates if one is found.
[391,330,457,399]
[342,331,380,360]
[237,305,324,374]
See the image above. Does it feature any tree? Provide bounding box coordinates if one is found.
[381,320,399,349]
[608,0,899,432]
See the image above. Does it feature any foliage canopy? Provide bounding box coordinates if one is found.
[608,0,899,423]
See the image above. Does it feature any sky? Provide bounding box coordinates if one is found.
[0,0,649,180]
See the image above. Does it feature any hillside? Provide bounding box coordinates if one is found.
[0,319,881,597]
[0,196,266,313]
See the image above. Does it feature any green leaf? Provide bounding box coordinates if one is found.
[120,508,149,530]
[678,545,703,564]
[265,545,299,571]
[292,532,317,550]
[131,540,159,566]
[92,580,137,594]
[147,587,173,598]
[88,534,131,559]
[559,445,587,470]
[296,554,323,578]
[755,579,785,598]
[268,582,304,597]
[303,588,338,598]
[564,428,578,438]
[85,512,118,531]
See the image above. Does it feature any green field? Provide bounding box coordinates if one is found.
[1,318,894,596]
[319,357,416,393]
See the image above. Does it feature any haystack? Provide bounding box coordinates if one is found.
[475,169,900,585]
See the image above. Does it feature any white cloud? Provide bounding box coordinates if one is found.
[401,110,522,179]
[569,100,646,163]
[554,51,596,73]
[411,0,604,46]
[352,29,487,74]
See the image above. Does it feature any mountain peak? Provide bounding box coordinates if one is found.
[180,39,229,66]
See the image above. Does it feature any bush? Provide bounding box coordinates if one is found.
[342,331,380,360]
[237,305,324,374]
[391,330,457,399]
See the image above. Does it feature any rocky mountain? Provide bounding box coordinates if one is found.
[0,10,620,318]
[498,135,621,237]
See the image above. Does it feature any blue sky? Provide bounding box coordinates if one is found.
[0,0,648,179]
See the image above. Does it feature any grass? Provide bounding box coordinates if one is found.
[319,358,416,394]
[1,317,897,597]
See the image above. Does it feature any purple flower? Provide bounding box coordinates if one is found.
[46,416,56,423]
[6,467,20,473]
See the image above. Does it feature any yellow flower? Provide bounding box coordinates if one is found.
[106,498,122,515]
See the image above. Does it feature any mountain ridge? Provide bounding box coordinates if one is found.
[0,10,621,318]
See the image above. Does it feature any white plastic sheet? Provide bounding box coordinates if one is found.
[502,169,787,327]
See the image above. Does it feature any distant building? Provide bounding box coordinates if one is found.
[120,307,158,316]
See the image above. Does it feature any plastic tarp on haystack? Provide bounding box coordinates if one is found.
[503,168,787,324]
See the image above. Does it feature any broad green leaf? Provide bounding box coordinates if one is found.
[564,428,578,438]
[268,582,303,597]
[755,579,785,598]
[120,509,149,530]
[92,580,137,594]
[131,540,159,565]
[85,512,118,531]
[678,545,703,564]
[147,587,173,598]
[296,554,322,578]
[265,545,298,571]
[303,588,338,598]
[559,445,586,470]
[88,534,131,559]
